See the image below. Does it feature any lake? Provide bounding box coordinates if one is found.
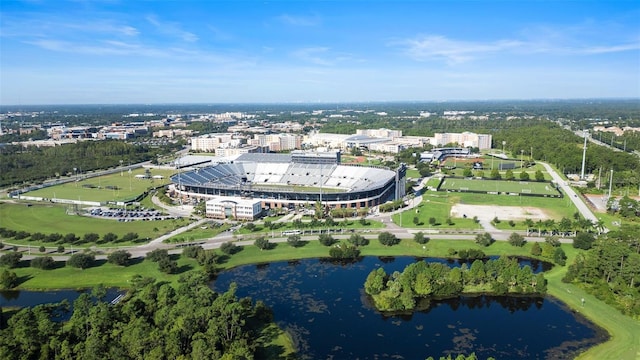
[213,256,606,360]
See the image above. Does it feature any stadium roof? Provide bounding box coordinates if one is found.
[235,153,291,163]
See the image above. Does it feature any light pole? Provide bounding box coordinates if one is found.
[73,167,77,187]
[120,160,124,176]
[520,149,524,169]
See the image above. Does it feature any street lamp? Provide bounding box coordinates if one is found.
[73,167,77,187]
[520,149,524,169]
[120,160,124,176]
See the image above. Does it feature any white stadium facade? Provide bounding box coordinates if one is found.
[170,152,406,213]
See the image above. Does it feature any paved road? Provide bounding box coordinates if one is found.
[3,163,586,260]
[539,162,599,226]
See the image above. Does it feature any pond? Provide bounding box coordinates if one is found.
[213,256,606,360]
[1,288,123,309]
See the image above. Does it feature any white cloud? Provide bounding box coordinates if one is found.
[146,15,198,42]
[397,35,523,64]
[277,14,321,27]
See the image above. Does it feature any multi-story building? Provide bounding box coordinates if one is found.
[433,132,492,150]
[190,133,234,152]
[356,128,402,139]
[206,196,262,220]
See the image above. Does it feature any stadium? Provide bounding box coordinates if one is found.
[170,152,406,212]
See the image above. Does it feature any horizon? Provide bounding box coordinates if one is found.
[1,1,639,105]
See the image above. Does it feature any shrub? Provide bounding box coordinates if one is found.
[573,232,595,250]
[531,242,542,256]
[182,245,203,259]
[475,232,494,247]
[413,232,429,244]
[348,234,369,247]
[254,237,271,250]
[67,253,95,269]
[220,241,240,255]
[147,249,169,262]
[38,246,46,253]
[508,232,526,247]
[158,258,178,274]
[107,250,132,266]
[31,256,56,270]
[378,232,400,246]
[318,234,336,246]
[287,234,304,248]
[0,252,23,269]
[329,243,360,259]
[56,245,65,253]
[553,247,567,266]
[0,270,18,289]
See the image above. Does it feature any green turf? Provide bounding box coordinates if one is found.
[0,202,190,245]
[12,256,199,289]
[24,168,176,202]
[233,219,385,235]
[440,177,559,195]
[405,169,421,179]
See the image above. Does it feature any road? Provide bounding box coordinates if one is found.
[3,162,587,260]
[539,162,599,226]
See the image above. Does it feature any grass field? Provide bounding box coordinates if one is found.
[440,177,559,196]
[24,168,176,202]
[0,202,189,245]
[393,191,577,228]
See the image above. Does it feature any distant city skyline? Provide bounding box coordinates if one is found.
[1,0,639,105]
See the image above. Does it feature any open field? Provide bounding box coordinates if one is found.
[0,202,189,245]
[24,168,175,202]
[440,177,559,196]
[452,204,550,221]
[394,192,577,229]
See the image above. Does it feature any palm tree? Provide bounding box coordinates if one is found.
[523,218,535,235]
[595,218,606,234]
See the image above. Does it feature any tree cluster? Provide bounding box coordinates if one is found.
[365,257,547,311]
[563,225,640,317]
[0,274,277,359]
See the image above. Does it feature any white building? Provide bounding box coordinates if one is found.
[356,128,402,139]
[191,133,234,152]
[206,196,262,220]
[433,132,492,150]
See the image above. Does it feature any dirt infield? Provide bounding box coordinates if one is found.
[451,204,550,221]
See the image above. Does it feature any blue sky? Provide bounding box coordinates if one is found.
[1,0,639,105]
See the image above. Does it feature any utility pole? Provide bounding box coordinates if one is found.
[580,130,587,180]
[608,169,614,202]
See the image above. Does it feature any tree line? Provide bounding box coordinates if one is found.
[0,273,282,359]
[0,140,180,188]
[364,257,547,312]
[562,224,640,318]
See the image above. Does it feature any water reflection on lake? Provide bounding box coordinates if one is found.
[213,256,606,360]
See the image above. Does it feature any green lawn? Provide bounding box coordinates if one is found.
[165,223,232,243]
[12,256,200,289]
[440,177,559,195]
[234,219,385,235]
[24,168,175,202]
[392,192,578,229]
[0,202,190,246]
[405,168,421,179]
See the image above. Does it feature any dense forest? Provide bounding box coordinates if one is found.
[0,272,284,359]
[364,257,547,312]
[0,140,181,188]
[563,224,640,318]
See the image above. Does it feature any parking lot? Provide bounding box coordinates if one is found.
[87,207,178,221]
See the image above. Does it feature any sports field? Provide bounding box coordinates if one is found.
[24,168,175,202]
[440,178,559,196]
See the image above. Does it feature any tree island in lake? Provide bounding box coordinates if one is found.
[364,256,547,312]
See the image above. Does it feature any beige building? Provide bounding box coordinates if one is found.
[433,132,492,150]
